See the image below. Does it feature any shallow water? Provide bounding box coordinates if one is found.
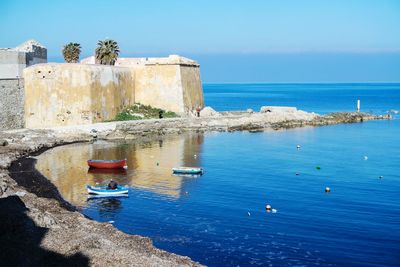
[36,84,400,266]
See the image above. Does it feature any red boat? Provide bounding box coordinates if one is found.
[87,159,127,169]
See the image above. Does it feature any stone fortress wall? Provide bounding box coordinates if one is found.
[24,64,135,128]
[0,40,204,129]
[0,40,47,129]
[24,55,204,128]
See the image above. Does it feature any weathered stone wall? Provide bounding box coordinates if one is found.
[180,65,204,113]
[22,55,204,128]
[134,64,185,113]
[24,64,135,128]
[0,79,24,129]
[133,64,204,114]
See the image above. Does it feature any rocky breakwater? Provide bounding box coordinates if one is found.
[108,106,384,138]
[0,106,387,266]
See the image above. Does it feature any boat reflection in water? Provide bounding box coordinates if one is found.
[35,134,204,206]
[87,168,127,175]
[86,196,127,222]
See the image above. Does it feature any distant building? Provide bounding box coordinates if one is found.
[0,40,47,79]
[0,40,47,129]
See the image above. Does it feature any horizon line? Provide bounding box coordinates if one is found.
[203,82,400,85]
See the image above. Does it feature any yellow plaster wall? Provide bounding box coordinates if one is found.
[133,64,185,113]
[133,64,204,114]
[24,63,135,128]
[180,65,204,113]
[23,57,204,128]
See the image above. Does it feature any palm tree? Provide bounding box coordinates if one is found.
[62,42,81,63]
[95,39,120,65]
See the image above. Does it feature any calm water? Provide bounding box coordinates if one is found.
[36,84,400,266]
[204,83,400,114]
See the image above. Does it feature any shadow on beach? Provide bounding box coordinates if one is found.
[0,195,89,266]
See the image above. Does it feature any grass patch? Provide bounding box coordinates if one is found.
[111,103,179,121]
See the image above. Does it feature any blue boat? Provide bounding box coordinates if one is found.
[172,167,203,175]
[86,185,129,195]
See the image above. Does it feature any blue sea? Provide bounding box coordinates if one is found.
[36,83,400,266]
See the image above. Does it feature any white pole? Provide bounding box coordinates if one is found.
[357,99,360,112]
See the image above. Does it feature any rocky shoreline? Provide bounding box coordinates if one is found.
[0,110,388,266]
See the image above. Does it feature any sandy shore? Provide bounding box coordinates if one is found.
[0,110,387,266]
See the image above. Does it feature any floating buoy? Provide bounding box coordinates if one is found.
[265,204,272,212]
[379,176,383,179]
[296,145,301,149]
[325,187,331,193]
[316,166,321,170]
[247,212,251,216]
[363,156,368,160]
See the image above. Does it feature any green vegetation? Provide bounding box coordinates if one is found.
[95,39,120,65]
[62,42,81,63]
[112,103,179,121]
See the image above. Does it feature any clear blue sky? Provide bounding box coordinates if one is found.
[1,0,399,82]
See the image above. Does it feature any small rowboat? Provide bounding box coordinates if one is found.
[87,159,127,169]
[172,167,203,175]
[86,185,129,195]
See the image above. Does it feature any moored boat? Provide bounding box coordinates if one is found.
[172,167,203,175]
[86,185,129,195]
[87,159,127,169]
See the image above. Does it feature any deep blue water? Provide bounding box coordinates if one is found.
[37,84,400,266]
[203,83,400,115]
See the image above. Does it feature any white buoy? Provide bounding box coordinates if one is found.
[265,204,272,212]
[363,156,368,160]
[296,145,301,149]
[325,187,331,193]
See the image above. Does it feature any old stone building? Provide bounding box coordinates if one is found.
[24,55,204,128]
[0,40,204,129]
[0,40,47,129]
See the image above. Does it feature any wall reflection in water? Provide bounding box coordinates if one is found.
[35,134,204,206]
